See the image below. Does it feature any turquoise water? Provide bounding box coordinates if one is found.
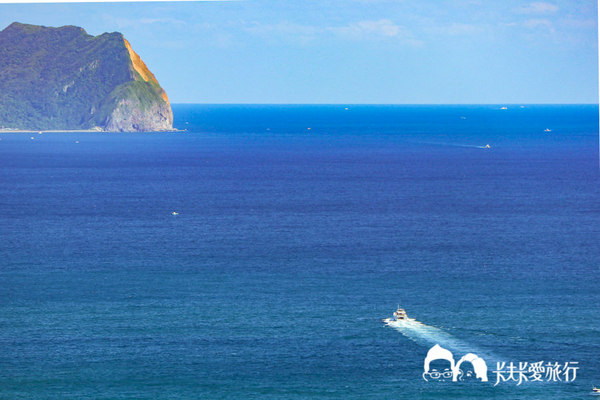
[0,105,598,399]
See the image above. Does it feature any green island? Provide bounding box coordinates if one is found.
[0,22,173,132]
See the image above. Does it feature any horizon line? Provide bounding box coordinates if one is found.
[169,103,600,106]
[0,0,235,3]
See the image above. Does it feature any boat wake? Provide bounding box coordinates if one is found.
[420,141,492,150]
[384,318,499,363]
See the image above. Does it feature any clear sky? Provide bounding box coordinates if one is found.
[0,0,597,104]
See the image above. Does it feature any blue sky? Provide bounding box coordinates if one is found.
[0,0,596,103]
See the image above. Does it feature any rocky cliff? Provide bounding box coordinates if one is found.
[0,22,173,132]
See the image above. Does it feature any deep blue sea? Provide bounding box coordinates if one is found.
[0,105,598,399]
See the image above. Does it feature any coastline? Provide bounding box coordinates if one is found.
[0,128,184,133]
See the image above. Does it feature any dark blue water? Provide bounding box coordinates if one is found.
[0,105,598,399]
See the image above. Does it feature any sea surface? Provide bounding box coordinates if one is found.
[0,105,598,399]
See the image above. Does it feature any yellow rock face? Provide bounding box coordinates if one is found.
[123,38,170,105]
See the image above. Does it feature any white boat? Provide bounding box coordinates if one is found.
[484,144,491,149]
[383,305,408,323]
[393,306,408,320]
[544,128,552,132]
[593,387,600,393]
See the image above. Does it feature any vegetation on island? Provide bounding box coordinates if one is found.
[0,22,173,132]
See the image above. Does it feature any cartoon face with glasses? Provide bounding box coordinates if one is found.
[422,344,455,381]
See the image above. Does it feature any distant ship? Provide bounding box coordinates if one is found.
[544,128,552,132]
[593,386,600,394]
[484,144,491,149]
[500,107,508,110]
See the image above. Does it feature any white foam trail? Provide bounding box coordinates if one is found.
[383,317,561,386]
[384,318,500,364]
[419,141,490,149]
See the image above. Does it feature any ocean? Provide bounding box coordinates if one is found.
[0,104,598,399]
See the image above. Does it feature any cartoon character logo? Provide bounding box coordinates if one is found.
[423,344,488,382]
[423,344,455,381]
[454,353,488,382]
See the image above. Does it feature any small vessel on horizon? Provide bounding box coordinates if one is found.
[593,386,600,394]
[484,144,491,149]
[544,128,552,132]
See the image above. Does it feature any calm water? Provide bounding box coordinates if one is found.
[0,105,598,399]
